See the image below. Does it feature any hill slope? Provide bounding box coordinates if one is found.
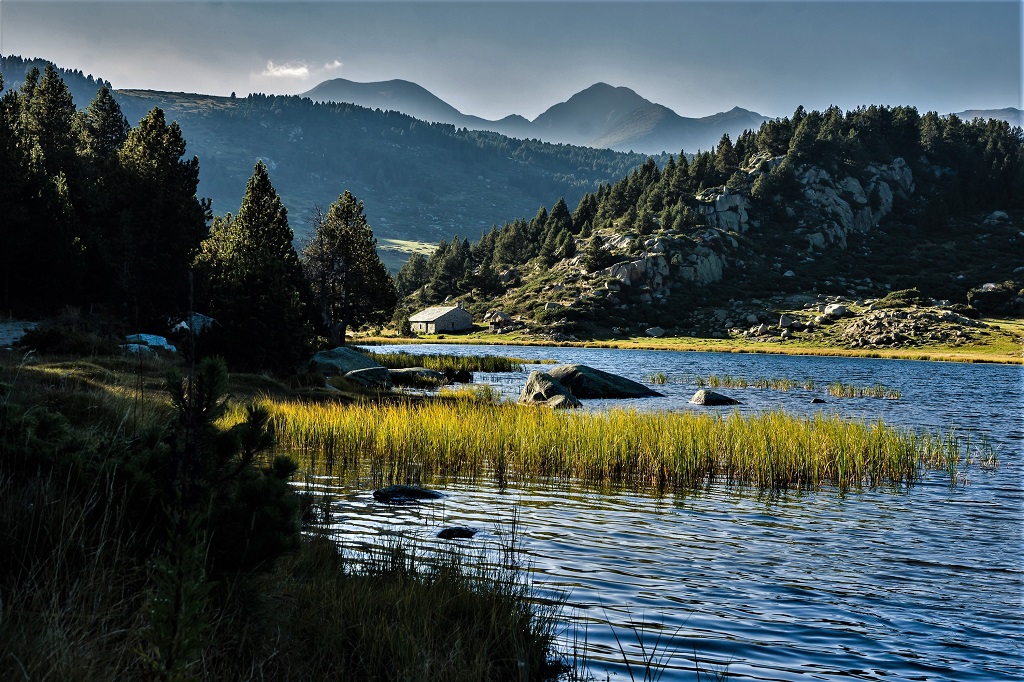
[110,88,656,265]
[398,105,1024,345]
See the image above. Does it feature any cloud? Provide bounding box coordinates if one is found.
[323,59,343,71]
[260,60,310,79]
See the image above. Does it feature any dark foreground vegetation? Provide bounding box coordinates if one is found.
[0,350,563,681]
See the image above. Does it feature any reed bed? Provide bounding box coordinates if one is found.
[258,399,965,492]
[827,382,902,400]
[644,372,901,400]
[362,350,551,373]
[645,372,815,392]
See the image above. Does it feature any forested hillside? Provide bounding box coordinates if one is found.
[399,105,1024,337]
[110,90,657,251]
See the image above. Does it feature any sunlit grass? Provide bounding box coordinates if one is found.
[361,350,552,373]
[826,382,902,400]
[643,372,904,400]
[256,398,970,492]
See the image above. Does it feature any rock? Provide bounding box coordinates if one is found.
[124,333,176,353]
[444,368,474,384]
[689,390,741,406]
[312,346,381,376]
[810,398,827,404]
[389,367,447,387]
[345,366,392,389]
[645,326,665,338]
[745,314,760,325]
[373,485,444,503]
[547,364,661,399]
[824,304,849,318]
[756,323,771,335]
[807,232,826,250]
[438,527,478,540]
[518,371,582,408]
[983,210,1008,224]
[780,328,793,339]
[779,314,794,328]
[170,313,217,335]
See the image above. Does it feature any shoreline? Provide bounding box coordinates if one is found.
[355,328,1024,366]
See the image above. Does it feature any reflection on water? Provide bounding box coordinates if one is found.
[304,346,1023,680]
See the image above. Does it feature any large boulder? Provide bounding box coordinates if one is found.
[345,366,392,389]
[689,390,741,406]
[518,371,582,409]
[547,364,661,399]
[312,346,381,376]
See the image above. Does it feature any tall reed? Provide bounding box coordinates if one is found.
[362,350,547,373]
[259,400,964,492]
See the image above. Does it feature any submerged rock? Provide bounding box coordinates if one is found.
[810,398,827,404]
[437,527,478,540]
[547,364,661,399]
[519,371,582,409]
[689,389,741,406]
[373,485,444,503]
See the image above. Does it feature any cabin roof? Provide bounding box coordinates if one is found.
[408,305,470,322]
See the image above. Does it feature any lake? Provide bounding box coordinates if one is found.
[306,344,1023,680]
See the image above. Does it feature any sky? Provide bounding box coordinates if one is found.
[2,1,1021,120]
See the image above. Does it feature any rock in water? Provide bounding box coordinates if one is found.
[389,367,447,387]
[437,527,478,540]
[518,371,582,408]
[373,485,444,503]
[547,364,662,399]
[689,389,741,406]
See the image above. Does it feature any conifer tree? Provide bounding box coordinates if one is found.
[119,107,209,321]
[196,161,309,371]
[301,191,397,344]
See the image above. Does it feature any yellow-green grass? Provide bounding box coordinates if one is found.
[362,350,552,373]
[356,316,1024,365]
[645,372,901,399]
[645,372,812,392]
[826,382,902,400]
[256,398,976,492]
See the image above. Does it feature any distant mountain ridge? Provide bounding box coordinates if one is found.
[953,107,1024,127]
[302,79,770,154]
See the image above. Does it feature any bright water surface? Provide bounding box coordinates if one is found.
[306,344,1023,680]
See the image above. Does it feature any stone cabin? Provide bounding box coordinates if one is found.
[409,305,474,334]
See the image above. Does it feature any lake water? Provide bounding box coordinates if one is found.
[307,344,1023,680]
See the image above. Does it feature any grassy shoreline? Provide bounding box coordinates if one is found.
[356,321,1024,365]
[0,352,567,681]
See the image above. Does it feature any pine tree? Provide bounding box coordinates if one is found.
[396,252,429,299]
[79,85,129,162]
[119,107,209,321]
[196,161,309,371]
[301,190,397,344]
